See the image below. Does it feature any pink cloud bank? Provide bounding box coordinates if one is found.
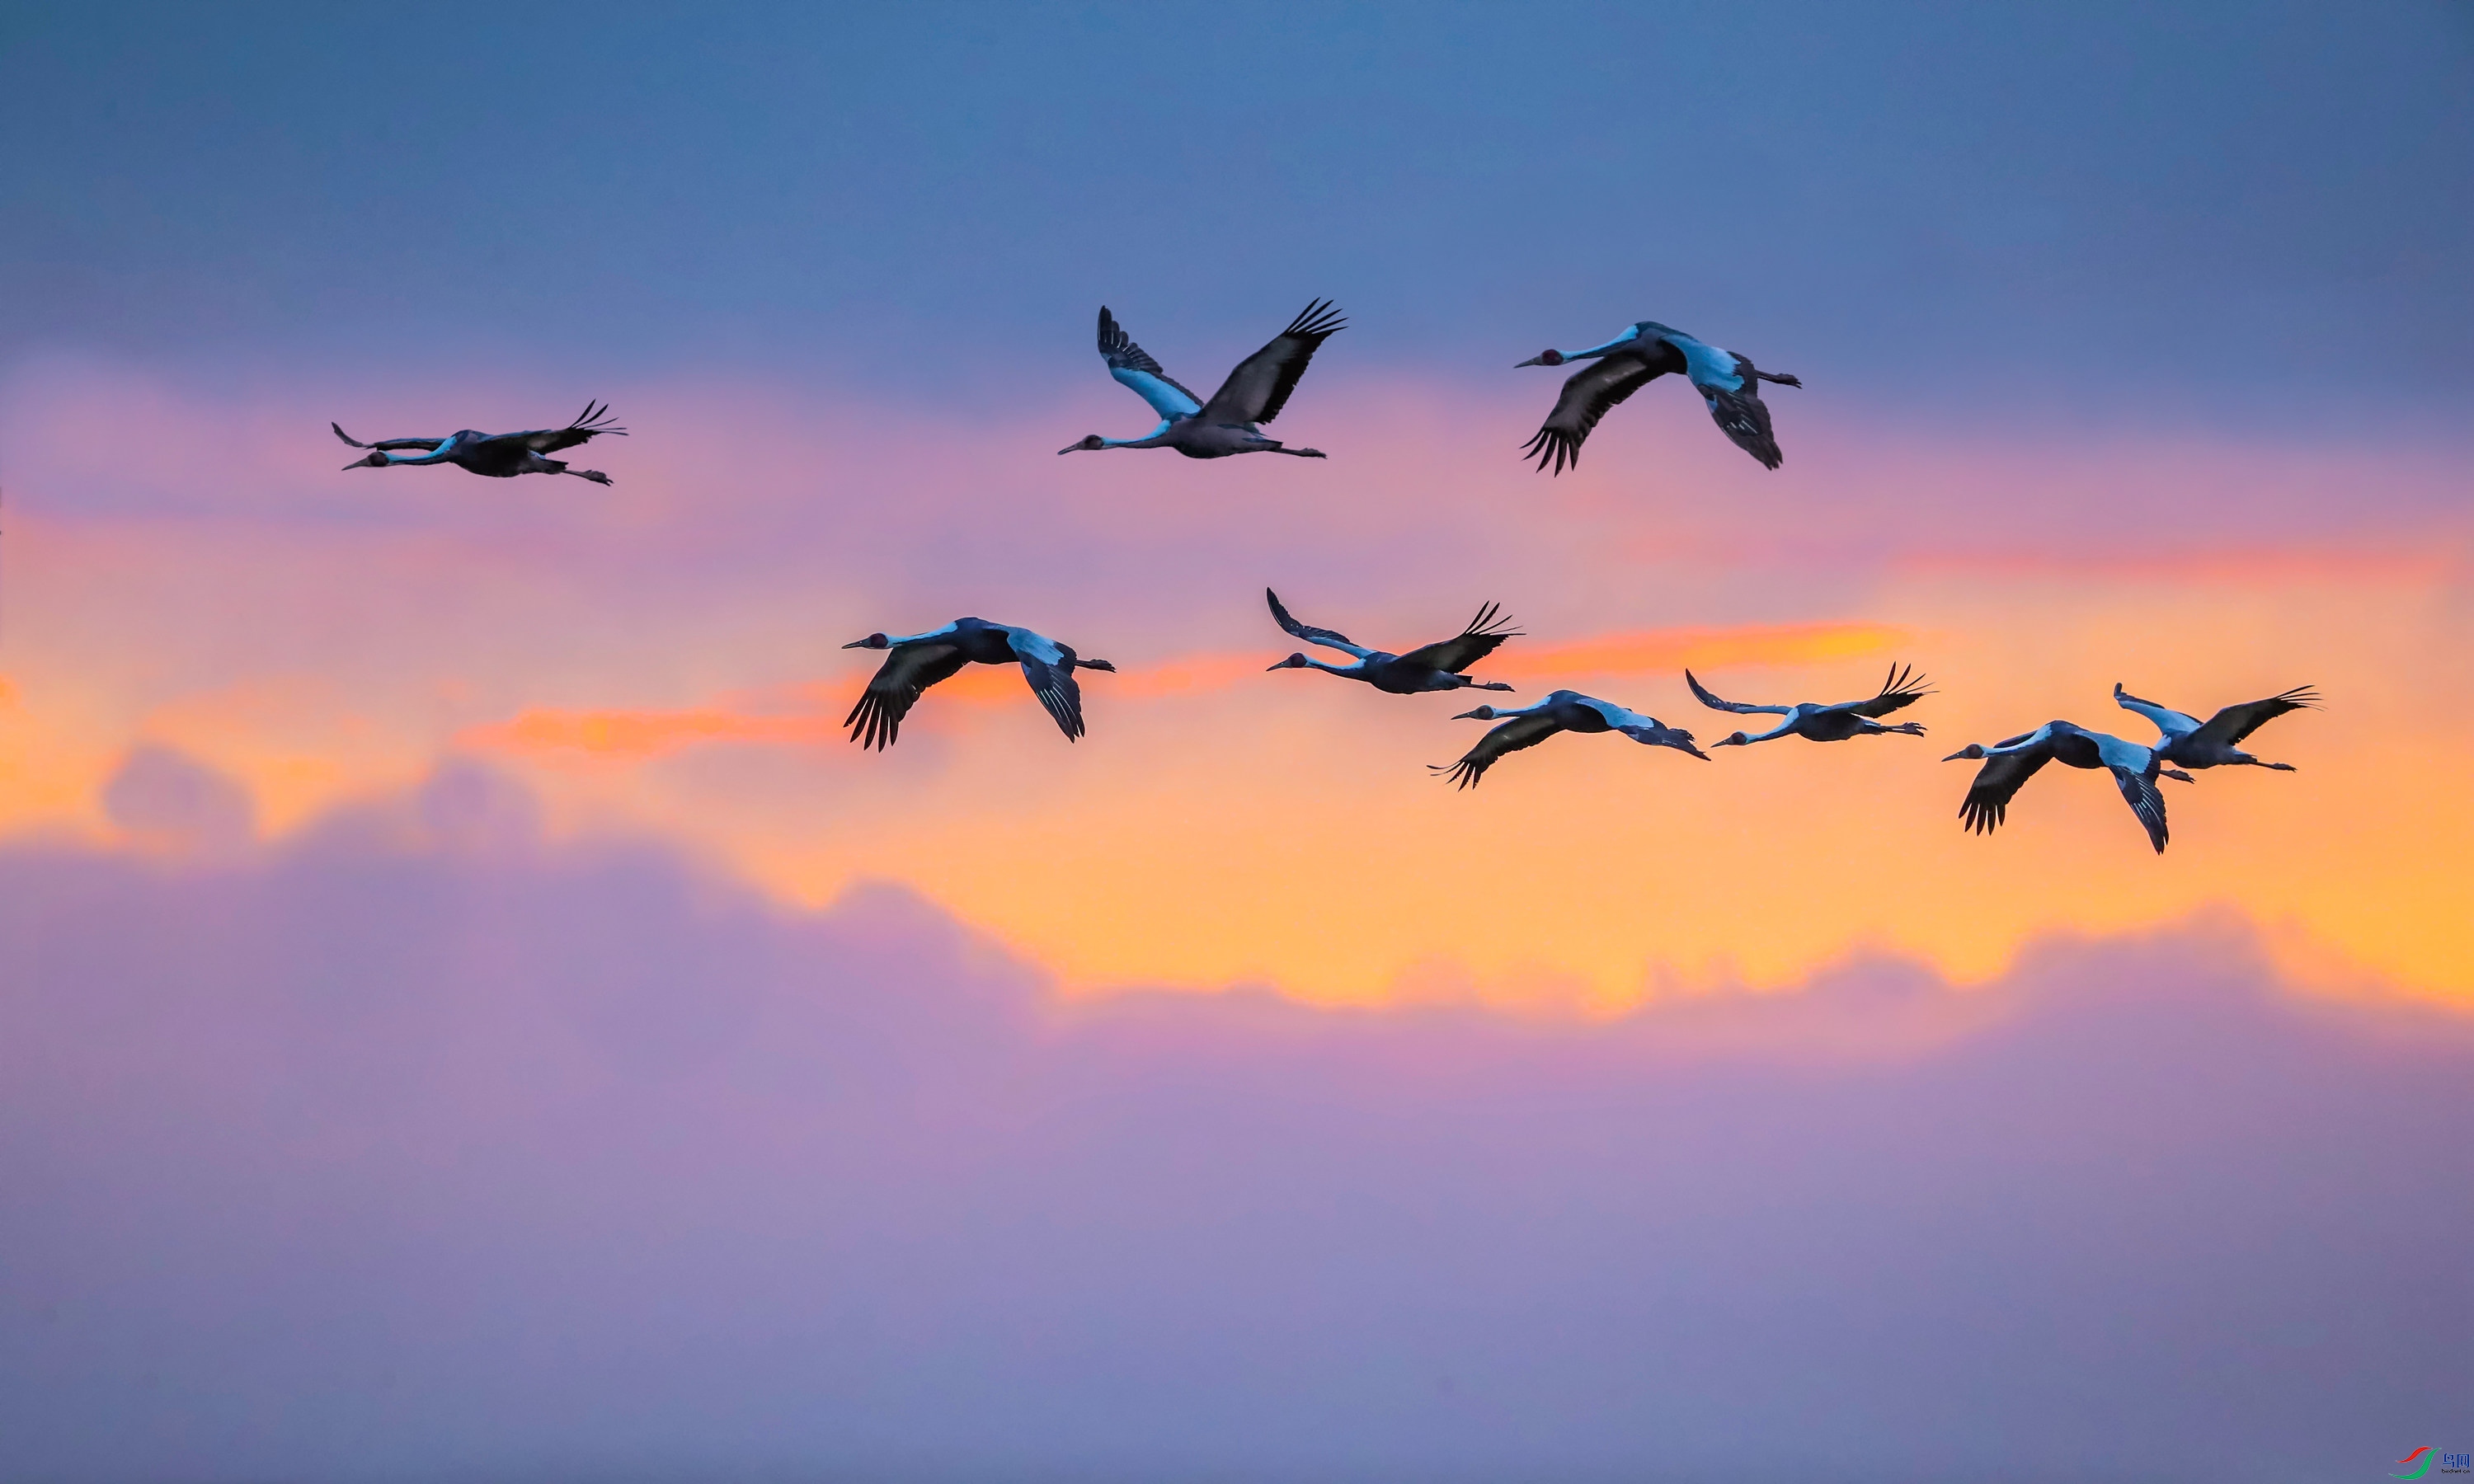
[2,754,2467,1482]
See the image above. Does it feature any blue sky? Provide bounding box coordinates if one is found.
[5,2,2468,428]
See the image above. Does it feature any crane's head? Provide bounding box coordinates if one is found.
[1513,349,1567,368]
[842,633,891,650]
[1266,652,1312,672]
[1057,434,1107,454]
[341,450,391,471]
[1942,743,1990,762]
[1451,705,1500,721]
[1714,730,1754,748]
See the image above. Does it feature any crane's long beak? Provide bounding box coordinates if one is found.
[1941,748,1973,762]
[840,640,872,649]
[1451,708,1486,720]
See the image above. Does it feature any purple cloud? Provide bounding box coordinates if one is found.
[1,755,2467,1482]
[101,744,256,855]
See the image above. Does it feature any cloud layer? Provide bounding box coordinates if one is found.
[4,364,2468,1007]
[2,761,2468,1482]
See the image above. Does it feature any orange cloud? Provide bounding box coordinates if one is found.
[12,369,2472,1021]
[462,622,1906,762]
[1892,546,2459,586]
[1495,621,1906,680]
[1112,652,1278,698]
[467,705,844,758]
[459,665,1051,761]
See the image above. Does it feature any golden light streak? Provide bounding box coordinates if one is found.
[1498,622,1907,679]
[463,623,1908,761]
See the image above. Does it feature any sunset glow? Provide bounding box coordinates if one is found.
[3,370,2464,1012]
[4,7,2467,1477]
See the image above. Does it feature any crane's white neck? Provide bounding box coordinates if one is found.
[1564,326,1644,360]
[1104,420,1178,448]
[383,443,455,464]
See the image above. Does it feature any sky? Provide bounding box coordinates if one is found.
[2,2,2471,1479]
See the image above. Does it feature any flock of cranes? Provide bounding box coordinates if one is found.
[330,300,2316,855]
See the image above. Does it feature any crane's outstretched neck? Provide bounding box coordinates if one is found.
[1724,719,1797,746]
[381,444,457,465]
[1564,329,1646,361]
[1060,425,1177,453]
[1517,331,1636,369]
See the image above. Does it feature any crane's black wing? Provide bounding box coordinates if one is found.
[1684,669,1790,716]
[2112,764,2171,854]
[1702,355,1785,470]
[1266,588,1371,657]
[1957,732,2053,835]
[332,424,444,451]
[1016,654,1089,741]
[1200,299,1345,425]
[1395,603,1521,675]
[485,401,628,455]
[844,642,971,751]
[1431,714,1563,790]
[1520,357,1667,475]
[2191,685,2320,749]
[1845,663,1933,718]
[1098,307,1204,416]
[1615,719,1709,757]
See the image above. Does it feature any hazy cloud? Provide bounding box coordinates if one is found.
[100,743,256,854]
[2,760,2467,1482]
